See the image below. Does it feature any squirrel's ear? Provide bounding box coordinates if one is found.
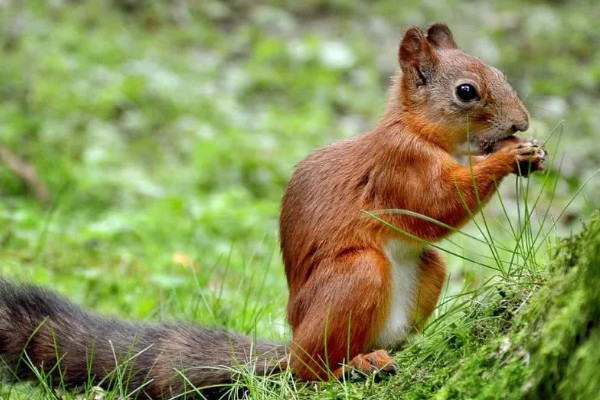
[399,27,436,86]
[426,23,457,49]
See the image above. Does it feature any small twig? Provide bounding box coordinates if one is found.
[0,146,50,204]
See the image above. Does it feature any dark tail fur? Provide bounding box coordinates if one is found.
[0,280,287,398]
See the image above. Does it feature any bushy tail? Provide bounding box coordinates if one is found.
[0,280,287,398]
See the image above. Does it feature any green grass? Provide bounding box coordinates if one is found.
[0,0,598,398]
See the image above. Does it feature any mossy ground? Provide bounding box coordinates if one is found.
[305,212,600,400]
[284,213,600,400]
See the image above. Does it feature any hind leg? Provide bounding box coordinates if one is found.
[332,349,397,379]
[412,248,447,330]
[288,249,398,381]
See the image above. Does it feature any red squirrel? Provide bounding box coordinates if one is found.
[0,24,544,397]
[280,23,543,380]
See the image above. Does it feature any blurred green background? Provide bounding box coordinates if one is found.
[0,0,598,344]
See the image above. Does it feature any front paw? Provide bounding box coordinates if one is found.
[518,139,546,176]
[495,137,547,177]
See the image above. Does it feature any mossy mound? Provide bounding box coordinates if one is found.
[318,212,600,400]
[435,212,600,399]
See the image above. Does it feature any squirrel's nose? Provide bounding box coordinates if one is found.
[510,122,527,133]
[510,109,530,133]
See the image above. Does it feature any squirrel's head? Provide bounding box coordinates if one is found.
[395,23,529,153]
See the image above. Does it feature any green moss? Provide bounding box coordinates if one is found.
[365,212,600,400]
[296,213,599,400]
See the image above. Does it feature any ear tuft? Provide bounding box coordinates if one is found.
[399,27,426,65]
[426,23,457,49]
[398,27,437,86]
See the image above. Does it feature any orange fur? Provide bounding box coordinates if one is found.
[413,249,447,330]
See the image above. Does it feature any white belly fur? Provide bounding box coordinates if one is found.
[374,239,424,349]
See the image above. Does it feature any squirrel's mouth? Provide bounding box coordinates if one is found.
[455,128,516,157]
[469,130,516,155]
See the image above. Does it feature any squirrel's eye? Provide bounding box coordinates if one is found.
[456,84,479,102]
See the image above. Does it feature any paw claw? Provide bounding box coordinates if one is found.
[380,361,399,375]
